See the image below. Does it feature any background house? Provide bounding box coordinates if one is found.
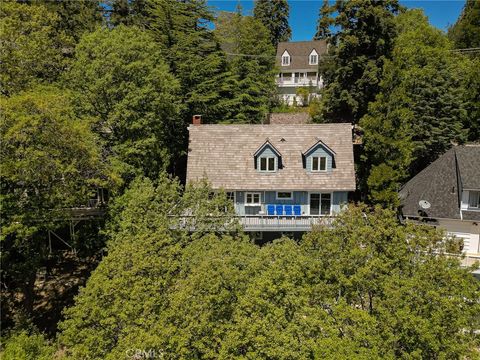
[276,40,327,105]
[399,145,480,267]
[186,120,355,241]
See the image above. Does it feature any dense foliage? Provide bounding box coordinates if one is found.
[0,86,113,321]
[317,0,400,124]
[1,1,479,357]
[0,1,73,96]
[57,199,479,359]
[448,0,480,49]
[65,25,182,181]
[216,10,276,123]
[253,0,291,47]
[361,10,468,206]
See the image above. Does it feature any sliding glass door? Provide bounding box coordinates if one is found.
[309,193,331,215]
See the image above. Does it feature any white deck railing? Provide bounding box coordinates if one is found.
[276,79,319,87]
[172,215,335,232]
[239,215,334,231]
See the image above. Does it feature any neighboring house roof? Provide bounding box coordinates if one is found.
[268,112,311,124]
[276,40,327,70]
[186,123,355,191]
[455,145,480,190]
[399,145,480,221]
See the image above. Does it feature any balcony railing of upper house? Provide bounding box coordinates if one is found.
[276,78,318,87]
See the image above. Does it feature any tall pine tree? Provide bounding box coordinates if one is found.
[253,0,291,48]
[216,10,276,123]
[361,10,467,206]
[146,0,237,125]
[448,0,480,49]
[314,0,334,40]
[319,0,400,124]
[448,0,480,141]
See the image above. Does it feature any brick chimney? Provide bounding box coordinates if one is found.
[192,114,202,125]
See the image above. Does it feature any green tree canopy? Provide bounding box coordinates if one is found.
[58,175,241,358]
[1,329,55,360]
[360,10,468,206]
[319,0,400,124]
[314,0,334,40]
[253,0,291,48]
[64,25,182,182]
[215,11,276,123]
[0,0,73,96]
[32,0,104,42]
[145,0,239,126]
[58,202,480,358]
[0,86,113,317]
[448,0,480,49]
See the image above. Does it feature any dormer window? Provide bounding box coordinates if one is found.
[260,156,276,172]
[254,140,282,173]
[309,49,318,65]
[281,50,290,66]
[311,156,327,172]
[302,139,335,173]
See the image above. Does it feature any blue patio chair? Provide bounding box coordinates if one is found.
[267,204,275,216]
[284,205,293,216]
[293,205,301,216]
[276,204,284,216]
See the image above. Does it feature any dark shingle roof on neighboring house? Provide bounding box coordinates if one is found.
[399,145,480,220]
[455,145,480,190]
[186,123,355,191]
[276,40,327,70]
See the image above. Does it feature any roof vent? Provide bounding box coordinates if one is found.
[419,200,431,209]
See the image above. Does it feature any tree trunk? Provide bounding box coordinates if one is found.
[21,269,37,316]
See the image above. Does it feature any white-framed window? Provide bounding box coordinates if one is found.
[309,49,319,65]
[311,156,327,172]
[245,192,261,206]
[469,191,480,208]
[259,156,276,172]
[276,191,293,200]
[281,50,290,66]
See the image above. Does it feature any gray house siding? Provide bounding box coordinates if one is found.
[332,191,348,213]
[234,190,348,216]
[305,145,333,172]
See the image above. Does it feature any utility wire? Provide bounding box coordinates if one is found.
[225,47,480,58]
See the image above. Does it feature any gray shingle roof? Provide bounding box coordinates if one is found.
[276,40,327,70]
[399,145,480,220]
[268,112,311,124]
[186,123,355,191]
[456,145,480,190]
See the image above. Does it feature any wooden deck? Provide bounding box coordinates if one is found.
[239,215,334,231]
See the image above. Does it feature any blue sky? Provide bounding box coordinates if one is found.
[208,0,465,41]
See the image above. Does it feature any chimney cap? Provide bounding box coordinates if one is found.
[192,114,202,125]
